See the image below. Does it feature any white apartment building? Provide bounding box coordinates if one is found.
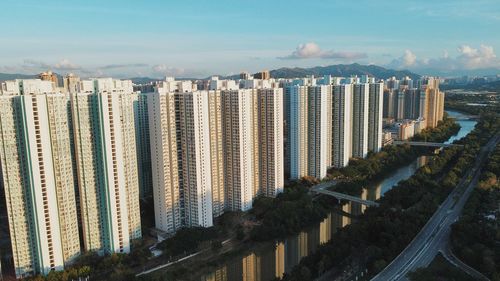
[352,84,369,158]
[0,80,80,278]
[332,84,353,168]
[307,85,331,179]
[176,91,214,228]
[221,89,256,211]
[71,78,141,253]
[368,83,384,152]
[209,77,238,91]
[148,91,182,234]
[208,90,225,218]
[257,88,284,197]
[286,85,308,179]
[134,92,153,199]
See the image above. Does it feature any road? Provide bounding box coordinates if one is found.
[371,133,499,281]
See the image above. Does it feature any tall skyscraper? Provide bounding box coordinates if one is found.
[148,91,182,234]
[0,80,80,278]
[396,90,405,120]
[368,82,384,153]
[134,92,153,199]
[287,85,308,179]
[332,84,353,168]
[221,89,256,211]
[254,70,270,80]
[176,91,214,228]
[424,88,445,128]
[208,90,225,218]
[382,89,397,119]
[257,88,284,197]
[307,85,330,179]
[71,78,141,253]
[38,71,59,87]
[286,85,332,180]
[352,84,369,158]
[63,73,80,93]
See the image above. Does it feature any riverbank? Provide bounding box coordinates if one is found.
[283,112,500,281]
[327,115,460,197]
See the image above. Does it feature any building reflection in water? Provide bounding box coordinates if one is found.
[200,210,351,281]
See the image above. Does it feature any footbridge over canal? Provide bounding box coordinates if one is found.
[310,181,380,207]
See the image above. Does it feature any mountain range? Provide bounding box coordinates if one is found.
[226,63,421,80]
[0,63,420,84]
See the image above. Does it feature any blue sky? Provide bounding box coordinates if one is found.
[1,0,499,77]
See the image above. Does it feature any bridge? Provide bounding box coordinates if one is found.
[452,115,479,121]
[310,181,379,207]
[393,141,464,148]
[454,117,478,121]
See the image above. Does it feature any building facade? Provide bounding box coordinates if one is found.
[368,82,384,153]
[332,84,353,168]
[0,80,80,278]
[352,84,369,158]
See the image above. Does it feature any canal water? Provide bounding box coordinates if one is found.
[198,110,476,281]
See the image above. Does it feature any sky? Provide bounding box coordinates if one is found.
[1,0,499,78]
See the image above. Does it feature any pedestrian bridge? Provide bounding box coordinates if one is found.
[310,182,379,207]
[393,141,464,148]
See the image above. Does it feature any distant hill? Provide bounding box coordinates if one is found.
[2,64,420,84]
[269,63,420,80]
[442,80,500,92]
[0,73,36,82]
[225,63,420,80]
[129,77,161,84]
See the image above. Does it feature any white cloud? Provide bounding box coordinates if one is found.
[54,59,81,71]
[152,64,187,76]
[402,50,417,67]
[388,50,417,68]
[387,45,500,71]
[279,42,367,60]
[21,58,81,71]
[456,44,497,68]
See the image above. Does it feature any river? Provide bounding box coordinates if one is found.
[197,110,476,281]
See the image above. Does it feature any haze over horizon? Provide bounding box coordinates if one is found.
[1,0,499,78]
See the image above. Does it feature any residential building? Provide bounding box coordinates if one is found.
[175,91,214,228]
[38,71,59,87]
[332,84,353,168]
[257,88,284,197]
[71,78,141,253]
[134,92,153,199]
[368,82,384,152]
[0,80,80,278]
[221,89,256,211]
[286,85,308,179]
[208,90,225,218]
[307,85,331,179]
[254,70,270,80]
[148,91,182,234]
[63,73,80,93]
[352,84,369,158]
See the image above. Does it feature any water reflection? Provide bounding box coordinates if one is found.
[444,110,477,144]
[201,110,475,281]
[200,211,351,281]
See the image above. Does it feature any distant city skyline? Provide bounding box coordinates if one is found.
[1,0,499,78]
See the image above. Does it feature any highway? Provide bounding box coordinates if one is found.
[371,133,499,281]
